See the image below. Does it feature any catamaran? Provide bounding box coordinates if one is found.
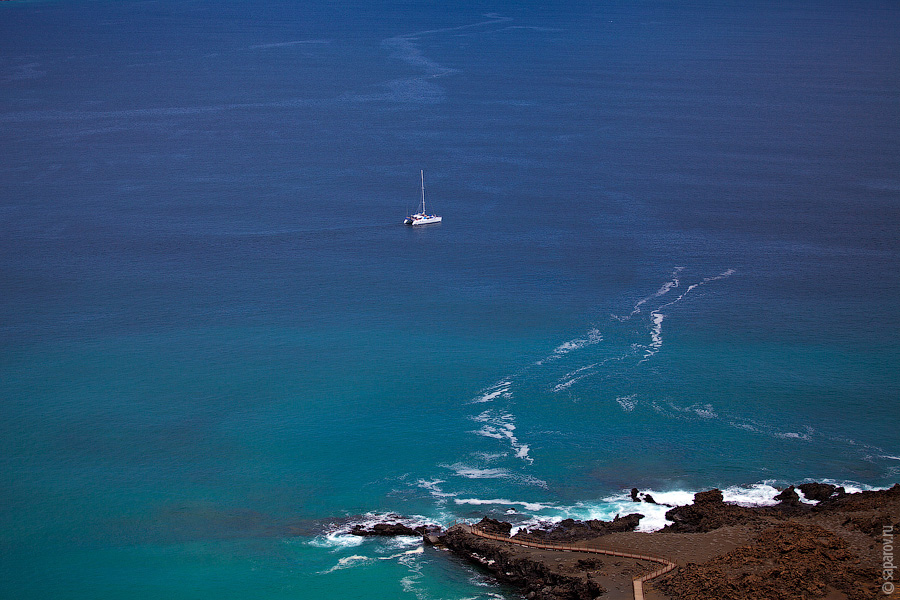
[404,170,442,226]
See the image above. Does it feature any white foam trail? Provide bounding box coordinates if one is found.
[616,394,637,412]
[552,363,598,392]
[654,400,719,420]
[444,462,548,488]
[321,555,372,573]
[626,267,684,318]
[640,311,665,361]
[454,498,557,512]
[248,39,331,49]
[470,381,512,404]
[417,479,457,499]
[657,268,736,311]
[552,328,602,357]
[379,544,425,559]
[447,465,512,480]
[308,533,365,549]
[471,410,533,464]
[721,483,783,506]
[637,268,736,362]
[774,431,812,440]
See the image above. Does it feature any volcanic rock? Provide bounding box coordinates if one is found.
[350,522,422,536]
[440,524,606,600]
[515,514,644,542]
[475,517,512,536]
[662,489,762,533]
[773,485,801,506]
[655,521,880,600]
[797,482,842,502]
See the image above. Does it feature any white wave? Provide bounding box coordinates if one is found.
[248,39,331,49]
[552,378,577,392]
[320,555,372,573]
[552,364,597,392]
[444,463,548,488]
[471,409,533,463]
[472,451,508,462]
[616,394,637,412]
[446,464,512,480]
[320,512,435,542]
[470,381,512,404]
[640,311,665,361]
[583,490,695,531]
[721,483,784,506]
[657,268,736,312]
[378,540,425,557]
[570,484,780,532]
[442,479,884,535]
[626,267,684,317]
[552,328,602,356]
[774,431,811,441]
[692,404,718,419]
[454,498,557,512]
[417,479,457,499]
[654,400,718,420]
[630,268,736,361]
[308,533,365,549]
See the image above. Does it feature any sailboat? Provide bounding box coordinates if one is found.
[404,170,442,226]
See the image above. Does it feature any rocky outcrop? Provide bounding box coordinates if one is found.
[514,514,644,543]
[798,482,844,502]
[631,487,661,504]
[440,524,606,600]
[773,485,801,506]
[815,482,900,511]
[350,522,419,536]
[348,483,899,600]
[656,521,879,600]
[349,521,440,537]
[661,489,764,533]
[474,517,512,536]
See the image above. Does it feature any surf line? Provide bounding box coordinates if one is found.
[464,523,676,600]
[639,268,735,363]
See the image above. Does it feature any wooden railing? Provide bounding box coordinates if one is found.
[465,524,676,600]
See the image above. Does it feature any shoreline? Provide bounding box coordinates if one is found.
[356,483,900,600]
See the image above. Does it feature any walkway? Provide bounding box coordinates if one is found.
[465,524,676,600]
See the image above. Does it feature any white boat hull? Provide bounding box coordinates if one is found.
[404,171,442,225]
[405,215,442,226]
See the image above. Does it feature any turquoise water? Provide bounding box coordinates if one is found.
[2,1,899,598]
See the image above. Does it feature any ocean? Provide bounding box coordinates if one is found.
[2,0,898,598]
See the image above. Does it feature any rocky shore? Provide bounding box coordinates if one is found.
[363,483,899,600]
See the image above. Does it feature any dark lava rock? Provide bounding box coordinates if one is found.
[440,525,606,600]
[630,488,660,504]
[774,485,801,506]
[655,521,880,600]
[694,488,724,505]
[798,482,840,502]
[662,489,762,533]
[816,482,900,512]
[350,522,421,536]
[515,514,644,543]
[476,517,513,536]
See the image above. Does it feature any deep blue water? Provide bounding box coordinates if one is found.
[2,1,899,598]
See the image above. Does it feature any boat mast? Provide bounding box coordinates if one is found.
[420,170,425,214]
